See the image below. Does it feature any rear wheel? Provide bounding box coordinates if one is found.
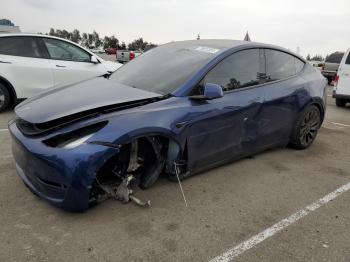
[335,98,347,107]
[0,83,10,112]
[289,105,321,150]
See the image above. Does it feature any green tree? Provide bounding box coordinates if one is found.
[120,41,126,50]
[82,33,88,47]
[71,29,81,43]
[306,54,311,61]
[128,38,148,51]
[49,28,56,36]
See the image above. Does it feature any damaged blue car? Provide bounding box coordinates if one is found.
[9,40,327,211]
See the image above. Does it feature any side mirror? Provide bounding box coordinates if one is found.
[190,83,223,100]
[91,56,99,64]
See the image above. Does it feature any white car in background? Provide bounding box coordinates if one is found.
[0,34,122,112]
[333,48,350,107]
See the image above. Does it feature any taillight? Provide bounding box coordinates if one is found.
[334,74,339,87]
[129,52,135,60]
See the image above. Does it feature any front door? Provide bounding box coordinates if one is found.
[41,37,107,88]
[186,48,266,172]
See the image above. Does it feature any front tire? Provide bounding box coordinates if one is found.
[0,83,10,112]
[289,105,321,150]
[335,98,347,107]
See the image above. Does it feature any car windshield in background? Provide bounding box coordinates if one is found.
[110,42,221,94]
[325,52,344,63]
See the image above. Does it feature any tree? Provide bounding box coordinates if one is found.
[71,29,81,43]
[306,54,311,61]
[49,28,56,36]
[103,36,111,49]
[311,54,324,61]
[88,34,94,47]
[81,33,88,47]
[128,38,148,51]
[120,41,126,50]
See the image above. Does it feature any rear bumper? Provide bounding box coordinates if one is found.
[9,122,120,212]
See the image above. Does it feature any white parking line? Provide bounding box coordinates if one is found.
[0,129,8,132]
[209,181,350,262]
[331,122,350,128]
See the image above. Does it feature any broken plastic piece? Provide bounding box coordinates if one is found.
[114,175,151,208]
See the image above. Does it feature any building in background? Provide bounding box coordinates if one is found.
[0,19,21,33]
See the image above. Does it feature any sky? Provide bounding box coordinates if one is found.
[1,0,350,57]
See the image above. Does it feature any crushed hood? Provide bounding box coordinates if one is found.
[16,77,162,124]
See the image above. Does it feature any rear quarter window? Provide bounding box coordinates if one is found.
[265,49,305,81]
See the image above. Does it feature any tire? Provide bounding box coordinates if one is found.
[0,83,10,112]
[289,105,321,150]
[336,98,347,107]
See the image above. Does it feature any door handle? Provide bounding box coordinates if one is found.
[56,65,66,68]
[0,60,11,64]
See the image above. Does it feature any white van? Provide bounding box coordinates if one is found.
[333,48,350,107]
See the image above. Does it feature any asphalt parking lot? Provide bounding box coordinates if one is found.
[1,86,350,262]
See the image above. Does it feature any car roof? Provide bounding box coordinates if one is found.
[161,39,305,61]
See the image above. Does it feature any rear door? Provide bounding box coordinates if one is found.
[41,37,108,87]
[260,49,307,146]
[0,36,54,98]
[337,51,350,95]
[187,48,266,172]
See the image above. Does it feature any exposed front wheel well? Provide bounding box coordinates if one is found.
[90,135,186,204]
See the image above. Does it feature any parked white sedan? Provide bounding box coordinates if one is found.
[0,34,122,111]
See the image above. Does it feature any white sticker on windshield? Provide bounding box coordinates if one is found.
[194,46,219,54]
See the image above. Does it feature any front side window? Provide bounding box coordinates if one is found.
[0,36,42,58]
[265,49,304,81]
[203,49,264,91]
[43,38,91,62]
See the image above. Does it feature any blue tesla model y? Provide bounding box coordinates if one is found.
[9,40,327,211]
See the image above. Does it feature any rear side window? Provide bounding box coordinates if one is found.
[265,49,304,81]
[0,36,42,58]
[325,52,344,63]
[43,38,91,62]
[345,53,350,65]
[204,49,264,91]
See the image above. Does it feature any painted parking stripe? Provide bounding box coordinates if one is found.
[331,122,350,128]
[0,129,8,132]
[209,181,350,262]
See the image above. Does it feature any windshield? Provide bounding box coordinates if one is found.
[110,41,221,94]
